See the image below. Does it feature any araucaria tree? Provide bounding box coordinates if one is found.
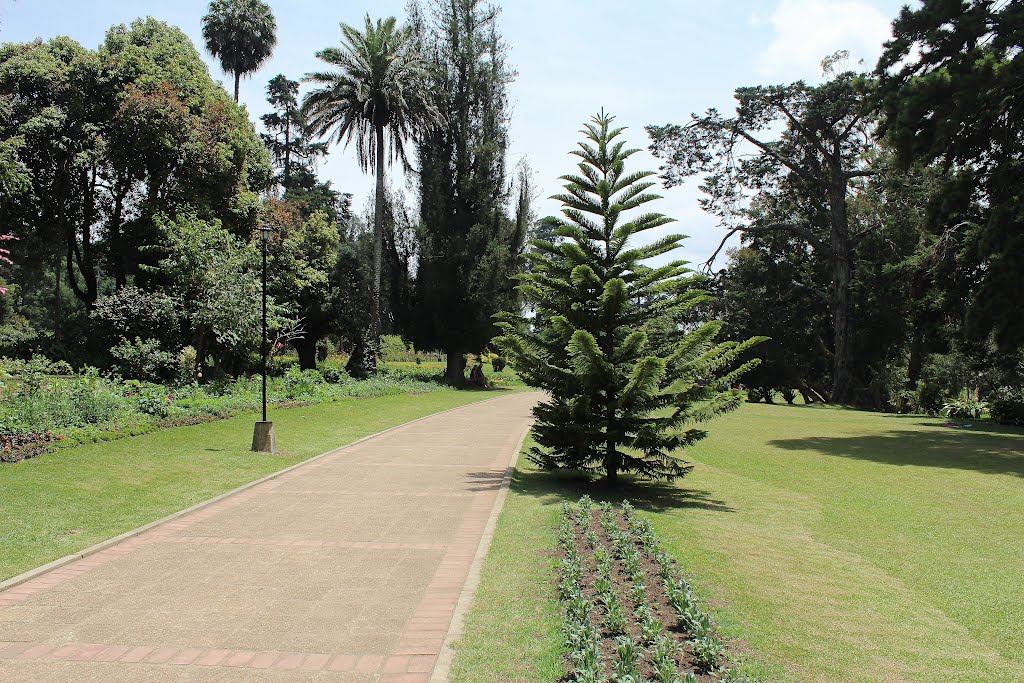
[202,0,277,102]
[497,113,762,484]
[302,16,439,375]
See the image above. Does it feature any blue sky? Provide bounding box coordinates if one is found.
[0,0,909,267]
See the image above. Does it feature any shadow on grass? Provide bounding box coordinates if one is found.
[507,467,734,513]
[881,414,1024,437]
[768,428,1024,477]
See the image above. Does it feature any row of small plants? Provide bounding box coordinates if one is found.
[0,357,448,463]
[557,496,750,683]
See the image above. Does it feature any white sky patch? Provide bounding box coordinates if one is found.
[754,0,893,78]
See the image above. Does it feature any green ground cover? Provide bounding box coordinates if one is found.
[452,402,1024,682]
[0,389,499,581]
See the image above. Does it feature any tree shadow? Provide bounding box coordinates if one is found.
[768,427,1024,477]
[880,414,1024,437]
[508,467,734,513]
[464,470,506,493]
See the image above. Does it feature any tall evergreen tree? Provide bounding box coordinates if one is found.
[497,113,763,484]
[202,0,277,102]
[260,75,327,192]
[877,0,1024,355]
[302,16,439,375]
[410,0,523,381]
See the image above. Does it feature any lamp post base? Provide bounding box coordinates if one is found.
[251,421,275,453]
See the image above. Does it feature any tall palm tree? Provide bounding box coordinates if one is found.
[202,0,277,102]
[302,15,440,374]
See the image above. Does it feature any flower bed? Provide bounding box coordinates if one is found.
[557,496,749,682]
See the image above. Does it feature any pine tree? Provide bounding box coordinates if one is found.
[410,0,523,382]
[496,113,763,484]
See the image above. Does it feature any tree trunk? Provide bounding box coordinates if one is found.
[294,336,318,371]
[283,111,291,190]
[908,325,924,387]
[445,350,465,383]
[53,248,62,342]
[828,177,856,405]
[798,387,817,404]
[111,186,126,290]
[194,330,206,380]
[368,124,385,373]
[233,72,240,103]
[604,450,620,485]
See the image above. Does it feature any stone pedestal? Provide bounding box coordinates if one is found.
[251,421,275,453]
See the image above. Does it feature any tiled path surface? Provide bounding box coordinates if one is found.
[0,392,538,682]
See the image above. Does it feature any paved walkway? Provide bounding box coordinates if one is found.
[0,392,538,683]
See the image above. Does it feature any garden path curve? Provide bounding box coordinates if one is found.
[0,391,539,682]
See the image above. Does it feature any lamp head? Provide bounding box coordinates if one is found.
[259,225,273,242]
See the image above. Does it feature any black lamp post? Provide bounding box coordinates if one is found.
[252,224,275,452]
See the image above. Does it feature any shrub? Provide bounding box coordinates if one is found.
[942,392,987,420]
[176,346,198,384]
[745,388,763,403]
[914,379,945,416]
[111,337,177,382]
[989,387,1024,425]
[380,335,414,362]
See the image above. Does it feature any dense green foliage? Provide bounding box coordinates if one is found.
[498,114,760,482]
[0,19,269,361]
[874,0,1024,399]
[411,0,528,381]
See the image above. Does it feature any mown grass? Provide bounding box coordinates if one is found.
[451,402,1024,682]
[0,389,500,581]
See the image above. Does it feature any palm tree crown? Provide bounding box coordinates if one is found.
[202,0,277,102]
[301,15,440,172]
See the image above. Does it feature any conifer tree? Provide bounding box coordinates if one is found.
[496,113,763,483]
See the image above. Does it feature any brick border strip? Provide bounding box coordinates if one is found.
[0,640,438,680]
[428,414,534,682]
[0,391,521,595]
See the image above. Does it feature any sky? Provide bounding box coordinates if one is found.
[0,0,910,268]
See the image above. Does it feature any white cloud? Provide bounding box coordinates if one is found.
[754,0,893,79]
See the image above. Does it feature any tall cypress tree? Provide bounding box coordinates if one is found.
[497,113,763,483]
[410,0,523,381]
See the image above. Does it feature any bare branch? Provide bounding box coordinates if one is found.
[731,127,817,184]
[703,221,831,272]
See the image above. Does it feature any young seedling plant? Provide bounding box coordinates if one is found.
[555,497,753,682]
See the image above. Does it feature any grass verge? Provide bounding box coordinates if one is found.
[0,388,500,581]
[450,402,1024,682]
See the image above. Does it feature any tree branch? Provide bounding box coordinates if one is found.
[703,221,831,271]
[776,99,829,158]
[731,127,817,184]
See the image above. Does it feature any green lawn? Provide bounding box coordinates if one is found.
[0,389,498,581]
[451,402,1024,682]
